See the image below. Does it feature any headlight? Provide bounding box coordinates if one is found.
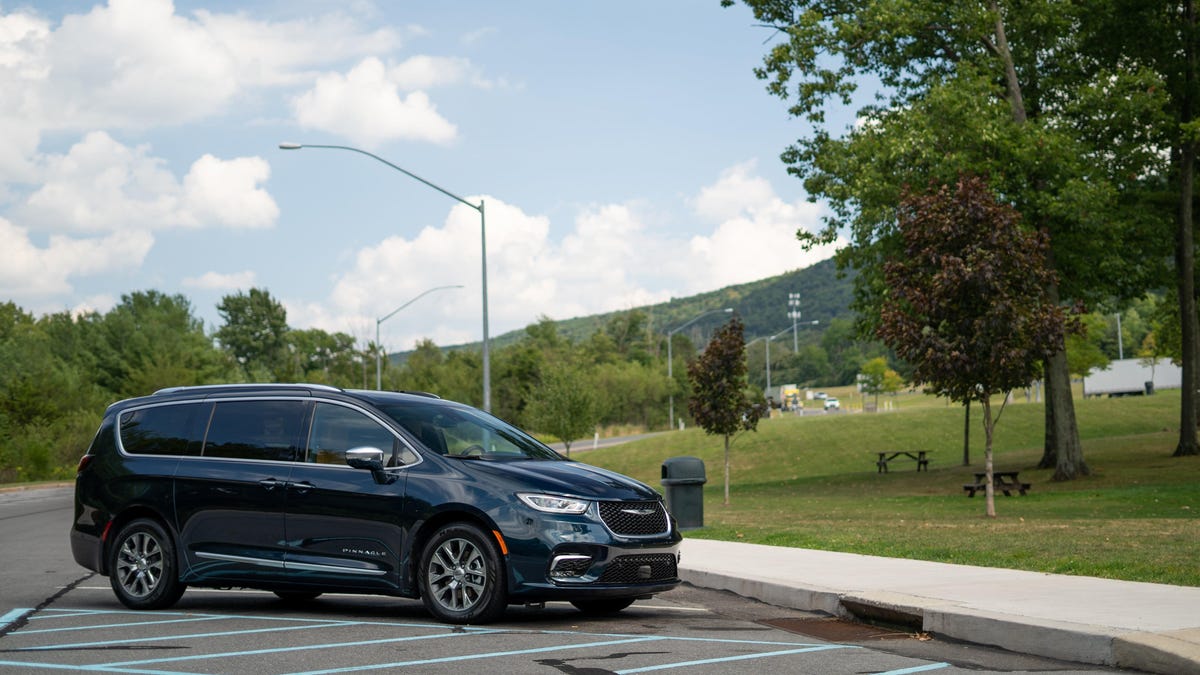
[518,493,589,514]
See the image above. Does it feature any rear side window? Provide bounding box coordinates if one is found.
[203,400,306,462]
[120,403,207,456]
[307,402,417,467]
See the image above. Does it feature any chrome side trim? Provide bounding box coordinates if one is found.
[195,551,387,576]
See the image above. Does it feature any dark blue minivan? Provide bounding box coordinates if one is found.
[71,384,681,623]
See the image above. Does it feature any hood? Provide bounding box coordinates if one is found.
[461,459,660,501]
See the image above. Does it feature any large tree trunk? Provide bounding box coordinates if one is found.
[1047,349,1089,479]
[1176,0,1200,457]
[1039,361,1056,469]
[992,3,1087,474]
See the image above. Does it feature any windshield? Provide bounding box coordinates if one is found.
[377,400,563,461]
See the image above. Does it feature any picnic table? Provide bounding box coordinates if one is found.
[875,450,930,473]
[963,471,1032,497]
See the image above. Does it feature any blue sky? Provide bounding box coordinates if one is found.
[2,0,848,352]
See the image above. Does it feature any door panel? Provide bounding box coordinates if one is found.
[175,399,307,582]
[283,402,410,590]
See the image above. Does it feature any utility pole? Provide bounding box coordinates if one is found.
[787,292,802,353]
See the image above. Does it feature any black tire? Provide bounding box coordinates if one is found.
[273,591,322,603]
[419,522,506,624]
[108,518,185,610]
[570,598,636,615]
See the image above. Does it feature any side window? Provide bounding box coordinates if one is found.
[203,400,305,462]
[120,403,206,456]
[307,403,416,467]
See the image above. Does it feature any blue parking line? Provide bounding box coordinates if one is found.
[14,621,356,651]
[286,636,668,674]
[0,608,31,632]
[100,630,492,668]
[615,644,856,673]
[18,615,229,634]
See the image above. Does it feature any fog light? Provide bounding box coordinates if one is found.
[549,554,593,580]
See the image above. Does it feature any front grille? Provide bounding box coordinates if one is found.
[598,500,669,536]
[597,554,678,584]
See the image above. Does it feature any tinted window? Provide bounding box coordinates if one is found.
[307,402,416,466]
[378,400,562,460]
[120,403,207,456]
[202,400,305,462]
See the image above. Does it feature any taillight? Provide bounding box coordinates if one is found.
[76,454,93,473]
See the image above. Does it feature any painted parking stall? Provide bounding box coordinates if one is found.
[0,602,952,674]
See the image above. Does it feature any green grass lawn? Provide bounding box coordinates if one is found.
[580,390,1200,587]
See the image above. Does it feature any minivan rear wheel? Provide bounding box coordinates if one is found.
[108,518,185,610]
[419,523,506,624]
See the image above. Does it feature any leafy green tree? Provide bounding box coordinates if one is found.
[286,328,361,386]
[1066,314,1111,380]
[726,0,1170,475]
[593,360,667,429]
[687,317,766,505]
[100,291,230,396]
[1076,1,1200,456]
[216,288,290,381]
[859,356,901,411]
[879,176,1069,514]
[525,363,599,457]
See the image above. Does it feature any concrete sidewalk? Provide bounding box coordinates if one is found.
[678,538,1200,674]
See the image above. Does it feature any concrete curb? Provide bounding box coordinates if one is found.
[679,567,1200,674]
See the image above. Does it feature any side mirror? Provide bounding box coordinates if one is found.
[345,447,396,484]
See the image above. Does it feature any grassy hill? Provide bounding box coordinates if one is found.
[579,390,1200,586]
[407,257,856,356]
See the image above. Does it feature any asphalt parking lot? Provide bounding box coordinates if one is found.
[3,487,1126,674]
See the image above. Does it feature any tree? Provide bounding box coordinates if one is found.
[99,291,230,396]
[879,176,1068,514]
[859,356,901,411]
[726,0,1170,476]
[1075,1,1199,457]
[687,317,766,505]
[216,288,290,380]
[525,363,600,457]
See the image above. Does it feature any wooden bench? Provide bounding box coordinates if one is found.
[963,471,1031,497]
[876,451,930,473]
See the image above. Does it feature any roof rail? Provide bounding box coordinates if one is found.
[152,383,344,396]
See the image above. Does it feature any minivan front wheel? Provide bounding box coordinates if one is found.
[108,518,185,610]
[419,523,506,624]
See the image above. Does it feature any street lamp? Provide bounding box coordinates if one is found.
[375,284,463,390]
[666,308,733,429]
[749,320,821,397]
[279,142,493,411]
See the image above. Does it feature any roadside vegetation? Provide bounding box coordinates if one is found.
[581,390,1200,587]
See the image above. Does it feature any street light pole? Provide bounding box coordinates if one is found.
[279,142,493,410]
[666,307,733,430]
[375,284,463,390]
[787,292,802,353]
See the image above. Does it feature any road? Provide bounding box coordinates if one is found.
[0,486,1127,674]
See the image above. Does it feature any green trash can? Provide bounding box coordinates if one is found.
[661,456,706,530]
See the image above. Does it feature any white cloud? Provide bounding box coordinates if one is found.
[686,162,839,290]
[19,132,278,232]
[183,270,258,291]
[292,57,459,148]
[180,155,279,229]
[312,163,836,349]
[0,216,154,299]
[0,0,403,134]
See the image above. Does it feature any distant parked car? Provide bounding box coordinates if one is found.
[823,397,840,410]
[71,384,682,624]
[814,392,827,400]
